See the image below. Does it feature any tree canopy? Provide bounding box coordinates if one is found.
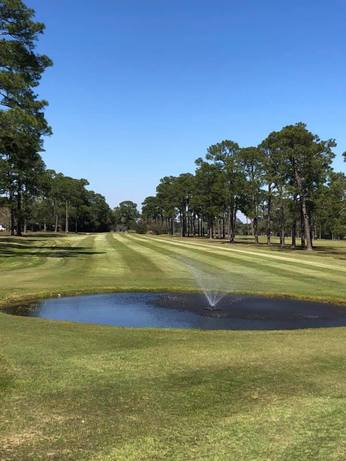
[0,0,113,234]
[142,123,345,248]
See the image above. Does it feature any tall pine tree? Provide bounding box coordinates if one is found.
[0,0,52,235]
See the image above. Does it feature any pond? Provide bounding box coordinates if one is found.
[4,292,346,330]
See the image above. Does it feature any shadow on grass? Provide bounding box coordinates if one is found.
[0,233,69,241]
[0,243,104,258]
[212,238,346,259]
[0,234,104,258]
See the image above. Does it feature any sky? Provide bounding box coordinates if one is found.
[29,0,346,208]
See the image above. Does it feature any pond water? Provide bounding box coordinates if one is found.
[4,292,346,330]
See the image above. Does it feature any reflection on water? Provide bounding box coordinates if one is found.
[4,292,346,330]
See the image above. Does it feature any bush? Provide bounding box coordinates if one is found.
[134,221,148,234]
[147,223,167,235]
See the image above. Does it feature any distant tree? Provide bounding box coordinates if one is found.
[315,172,346,239]
[259,136,277,245]
[142,196,162,224]
[194,159,224,239]
[156,176,178,234]
[238,147,265,244]
[140,125,341,248]
[174,174,194,237]
[204,140,245,243]
[113,201,139,231]
[276,123,335,250]
[260,131,291,247]
[78,191,112,232]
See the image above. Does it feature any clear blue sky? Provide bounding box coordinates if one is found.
[29,0,346,207]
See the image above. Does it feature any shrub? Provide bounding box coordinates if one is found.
[147,223,168,235]
[134,221,148,234]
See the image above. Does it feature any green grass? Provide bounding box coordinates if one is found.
[0,233,346,460]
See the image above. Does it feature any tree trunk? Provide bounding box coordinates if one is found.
[10,200,15,236]
[228,209,232,242]
[300,200,305,248]
[16,191,23,237]
[291,194,298,248]
[280,201,285,248]
[280,228,285,247]
[228,206,236,243]
[291,220,296,248]
[208,218,214,239]
[193,215,197,236]
[301,197,312,250]
[65,201,69,233]
[298,195,312,250]
[294,170,312,251]
[253,216,259,244]
[266,184,272,245]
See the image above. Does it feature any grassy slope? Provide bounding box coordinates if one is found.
[0,233,346,460]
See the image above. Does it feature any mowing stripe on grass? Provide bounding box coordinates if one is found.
[128,236,317,297]
[108,233,166,275]
[120,234,186,277]
[152,236,346,274]
[146,235,346,284]
[89,233,127,276]
[130,234,344,287]
[1,233,345,305]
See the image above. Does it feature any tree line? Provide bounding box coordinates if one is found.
[142,125,346,250]
[0,0,112,234]
[1,1,345,244]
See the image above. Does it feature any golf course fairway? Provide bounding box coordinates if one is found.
[1,233,345,460]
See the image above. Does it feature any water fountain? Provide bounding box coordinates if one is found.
[182,259,229,309]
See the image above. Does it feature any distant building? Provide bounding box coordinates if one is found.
[0,206,10,231]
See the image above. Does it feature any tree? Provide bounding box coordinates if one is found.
[113,201,139,231]
[259,135,277,245]
[173,174,194,237]
[260,131,291,248]
[238,146,265,244]
[204,140,245,243]
[77,191,112,232]
[276,123,335,250]
[194,159,224,239]
[142,196,162,224]
[156,176,178,234]
[315,172,346,239]
[0,0,52,235]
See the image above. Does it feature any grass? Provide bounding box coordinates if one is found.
[0,233,346,460]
